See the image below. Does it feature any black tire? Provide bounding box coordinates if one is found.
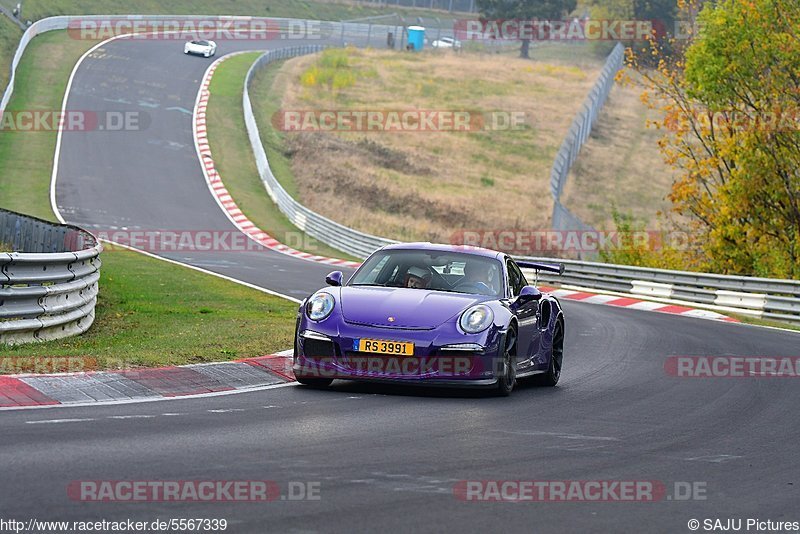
[296,376,333,388]
[533,319,563,386]
[495,327,517,396]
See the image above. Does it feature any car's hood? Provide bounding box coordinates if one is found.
[339,286,488,329]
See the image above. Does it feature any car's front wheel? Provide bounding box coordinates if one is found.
[495,327,517,396]
[296,376,333,388]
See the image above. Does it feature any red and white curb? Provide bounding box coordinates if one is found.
[0,285,743,409]
[0,353,295,409]
[539,285,740,322]
[193,53,361,270]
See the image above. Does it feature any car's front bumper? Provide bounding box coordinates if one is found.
[294,321,506,387]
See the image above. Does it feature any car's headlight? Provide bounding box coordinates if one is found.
[459,304,494,334]
[306,292,334,321]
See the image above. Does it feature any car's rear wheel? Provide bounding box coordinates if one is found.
[495,327,517,396]
[534,319,563,386]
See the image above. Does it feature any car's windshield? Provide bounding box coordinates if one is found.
[349,249,503,297]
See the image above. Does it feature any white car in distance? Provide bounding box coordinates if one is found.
[184,40,217,57]
[431,37,462,49]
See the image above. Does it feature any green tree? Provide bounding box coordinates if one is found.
[476,0,578,58]
[581,0,634,55]
[628,0,800,278]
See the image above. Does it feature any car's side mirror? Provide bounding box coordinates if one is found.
[518,285,542,303]
[325,271,343,287]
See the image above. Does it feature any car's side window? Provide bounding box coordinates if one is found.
[506,259,527,298]
[360,256,390,284]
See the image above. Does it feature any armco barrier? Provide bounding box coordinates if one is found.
[518,256,800,324]
[0,209,102,344]
[549,42,625,233]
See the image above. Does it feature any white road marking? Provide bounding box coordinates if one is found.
[0,381,297,412]
[685,454,743,463]
[499,430,619,441]
[26,418,96,424]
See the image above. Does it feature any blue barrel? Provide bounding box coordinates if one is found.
[407,25,425,51]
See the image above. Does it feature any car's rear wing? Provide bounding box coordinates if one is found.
[516,261,566,275]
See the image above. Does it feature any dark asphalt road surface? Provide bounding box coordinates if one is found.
[6,34,797,533]
[55,36,355,300]
[4,304,799,532]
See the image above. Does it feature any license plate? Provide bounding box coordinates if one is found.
[354,338,414,356]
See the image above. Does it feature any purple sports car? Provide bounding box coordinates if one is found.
[293,243,565,395]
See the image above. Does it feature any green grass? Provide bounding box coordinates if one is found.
[206,53,359,261]
[0,30,298,368]
[1,248,297,368]
[0,15,22,92]
[726,312,800,333]
[0,31,98,219]
[6,0,461,23]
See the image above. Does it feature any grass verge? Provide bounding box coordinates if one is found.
[560,77,676,229]
[726,313,800,333]
[206,52,359,261]
[1,248,297,369]
[0,31,98,219]
[0,15,22,91]
[0,30,297,370]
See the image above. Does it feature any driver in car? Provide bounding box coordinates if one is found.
[459,261,495,295]
[404,265,432,289]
